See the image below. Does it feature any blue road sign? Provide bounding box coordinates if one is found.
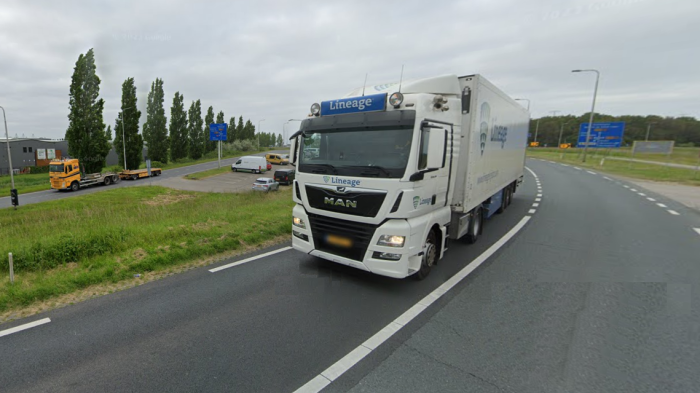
[577,122,625,148]
[321,93,387,116]
[209,123,228,141]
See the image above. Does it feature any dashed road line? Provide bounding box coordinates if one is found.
[656,203,668,208]
[0,318,51,338]
[573,167,582,170]
[537,193,542,197]
[623,185,630,188]
[638,193,646,197]
[694,228,700,237]
[647,197,656,202]
[532,203,539,207]
[586,170,597,175]
[667,210,680,216]
[561,164,569,167]
[603,176,612,180]
[535,198,541,202]
[528,209,537,214]
[630,188,638,192]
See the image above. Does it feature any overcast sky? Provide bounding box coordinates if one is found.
[1,0,698,140]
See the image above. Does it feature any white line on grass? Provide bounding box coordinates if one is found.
[292,216,533,393]
[209,247,293,273]
[0,318,51,338]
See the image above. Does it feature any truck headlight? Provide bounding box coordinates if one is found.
[377,235,405,248]
[293,216,306,229]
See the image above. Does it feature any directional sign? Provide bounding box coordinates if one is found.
[632,140,674,154]
[209,123,228,141]
[577,122,625,148]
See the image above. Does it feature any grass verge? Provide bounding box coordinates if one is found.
[527,149,700,186]
[184,166,234,180]
[531,146,700,166]
[0,186,294,317]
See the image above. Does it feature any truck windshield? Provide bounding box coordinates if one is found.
[49,164,64,172]
[298,127,413,178]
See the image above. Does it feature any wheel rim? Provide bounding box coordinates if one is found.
[473,211,481,235]
[425,241,436,268]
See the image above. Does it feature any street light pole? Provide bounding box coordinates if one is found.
[558,121,569,147]
[257,119,265,149]
[645,122,655,141]
[514,98,530,111]
[121,107,131,170]
[572,69,600,163]
[1,106,15,193]
[534,119,540,143]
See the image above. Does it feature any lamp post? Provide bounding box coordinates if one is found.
[121,107,131,170]
[257,119,265,148]
[1,106,16,208]
[558,121,569,147]
[645,122,656,141]
[534,119,540,143]
[285,118,303,142]
[572,69,600,163]
[514,98,530,111]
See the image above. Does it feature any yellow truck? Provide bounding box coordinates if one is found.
[49,158,161,191]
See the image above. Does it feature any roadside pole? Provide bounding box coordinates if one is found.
[2,105,18,209]
[8,253,14,284]
[218,140,221,169]
[694,150,699,180]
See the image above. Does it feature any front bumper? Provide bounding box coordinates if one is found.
[291,205,422,279]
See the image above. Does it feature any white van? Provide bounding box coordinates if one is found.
[231,156,267,173]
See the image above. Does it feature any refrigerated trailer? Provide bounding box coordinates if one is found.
[289,74,529,279]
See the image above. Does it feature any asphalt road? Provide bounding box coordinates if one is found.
[0,150,286,209]
[1,159,699,392]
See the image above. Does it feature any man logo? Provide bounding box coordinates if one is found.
[323,176,330,183]
[324,197,357,208]
[336,187,347,194]
[413,196,420,209]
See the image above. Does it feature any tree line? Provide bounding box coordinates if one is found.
[529,113,700,148]
[65,48,282,172]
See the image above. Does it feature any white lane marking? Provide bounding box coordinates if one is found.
[657,203,668,208]
[528,209,537,214]
[561,164,569,167]
[603,176,612,180]
[586,170,597,175]
[630,188,638,192]
[209,247,293,272]
[647,197,656,202]
[537,194,542,197]
[573,167,582,170]
[535,198,541,202]
[525,166,538,179]
[667,210,680,216]
[624,185,630,188]
[293,216,533,393]
[532,203,539,207]
[638,193,646,197]
[0,318,51,338]
[694,228,700,237]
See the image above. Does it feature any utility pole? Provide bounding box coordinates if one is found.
[550,110,560,117]
[1,105,17,209]
[645,122,655,141]
[572,69,600,163]
[257,119,265,149]
[534,119,540,143]
[558,121,569,147]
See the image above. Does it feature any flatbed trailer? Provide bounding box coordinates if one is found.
[49,158,122,191]
[119,168,162,180]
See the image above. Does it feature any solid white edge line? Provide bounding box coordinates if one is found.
[209,246,292,272]
[525,166,538,179]
[647,198,656,201]
[0,318,51,338]
[656,203,668,208]
[694,228,700,236]
[667,210,680,216]
[294,216,533,393]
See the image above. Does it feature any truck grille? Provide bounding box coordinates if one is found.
[307,213,379,261]
[305,185,386,218]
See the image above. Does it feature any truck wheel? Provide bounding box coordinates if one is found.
[131,175,138,180]
[104,176,112,186]
[415,230,437,280]
[506,185,513,207]
[232,168,237,172]
[465,207,482,244]
[70,182,79,192]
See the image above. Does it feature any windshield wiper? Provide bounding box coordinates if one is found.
[343,165,392,177]
[304,163,338,174]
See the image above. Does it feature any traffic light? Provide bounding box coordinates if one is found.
[10,188,18,207]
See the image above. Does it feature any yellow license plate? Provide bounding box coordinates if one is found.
[326,234,353,248]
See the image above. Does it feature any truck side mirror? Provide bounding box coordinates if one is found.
[290,136,298,165]
[426,129,446,169]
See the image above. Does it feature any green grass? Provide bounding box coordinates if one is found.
[532,146,700,166]
[0,173,51,196]
[184,166,233,180]
[527,149,700,186]
[0,186,294,312]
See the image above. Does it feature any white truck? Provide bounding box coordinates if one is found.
[289,74,528,279]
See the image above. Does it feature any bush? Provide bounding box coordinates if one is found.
[677,142,696,147]
[150,161,165,168]
[28,166,50,174]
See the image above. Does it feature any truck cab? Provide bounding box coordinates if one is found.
[49,158,82,191]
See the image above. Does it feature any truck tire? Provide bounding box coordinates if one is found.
[104,176,112,186]
[70,182,79,192]
[506,185,513,207]
[465,207,482,244]
[415,230,438,280]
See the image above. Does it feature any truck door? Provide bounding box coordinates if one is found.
[413,121,453,208]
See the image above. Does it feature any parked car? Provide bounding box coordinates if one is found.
[252,178,279,192]
[265,153,289,165]
[232,156,267,173]
[274,169,296,185]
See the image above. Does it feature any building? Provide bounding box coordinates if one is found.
[1,138,147,175]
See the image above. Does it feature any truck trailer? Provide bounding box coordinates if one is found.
[49,158,161,191]
[289,74,528,279]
